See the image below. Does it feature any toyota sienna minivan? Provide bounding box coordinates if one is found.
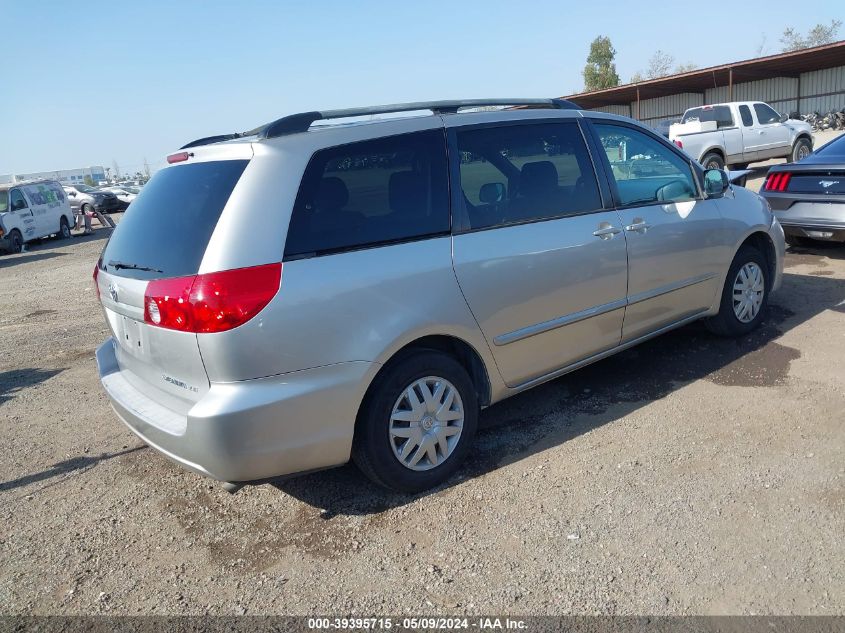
[95,98,784,492]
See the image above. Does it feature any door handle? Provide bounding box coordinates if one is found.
[625,220,651,233]
[593,225,622,240]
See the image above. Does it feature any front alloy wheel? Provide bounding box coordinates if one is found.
[732,262,765,323]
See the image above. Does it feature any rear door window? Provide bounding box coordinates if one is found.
[682,106,734,128]
[455,122,602,229]
[739,105,754,127]
[101,160,248,280]
[285,130,449,258]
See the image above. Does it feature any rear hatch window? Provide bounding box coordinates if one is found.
[101,160,248,279]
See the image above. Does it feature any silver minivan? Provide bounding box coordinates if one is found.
[95,99,785,492]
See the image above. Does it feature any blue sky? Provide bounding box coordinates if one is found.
[3,0,842,175]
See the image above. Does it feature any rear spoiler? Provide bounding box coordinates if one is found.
[727,169,753,188]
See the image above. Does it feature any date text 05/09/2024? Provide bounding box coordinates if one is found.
[307,618,528,630]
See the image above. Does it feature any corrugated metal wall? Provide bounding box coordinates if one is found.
[589,64,845,121]
[800,65,845,113]
[706,77,799,114]
[637,93,704,124]
[592,104,632,117]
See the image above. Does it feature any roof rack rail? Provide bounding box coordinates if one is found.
[259,98,581,139]
[179,99,581,149]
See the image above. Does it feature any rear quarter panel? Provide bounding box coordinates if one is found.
[197,237,501,392]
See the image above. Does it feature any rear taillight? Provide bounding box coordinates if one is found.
[673,139,683,149]
[93,261,101,300]
[143,263,282,333]
[764,172,792,192]
[167,152,191,164]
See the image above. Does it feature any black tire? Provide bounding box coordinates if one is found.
[352,350,478,493]
[791,137,812,162]
[82,203,93,216]
[706,245,770,337]
[8,230,23,254]
[701,152,725,171]
[59,216,72,240]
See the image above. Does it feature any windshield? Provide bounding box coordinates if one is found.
[0,190,7,213]
[74,184,100,193]
[101,160,248,280]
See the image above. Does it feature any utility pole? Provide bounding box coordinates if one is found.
[143,157,151,181]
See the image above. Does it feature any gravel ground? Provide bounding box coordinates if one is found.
[1,220,843,616]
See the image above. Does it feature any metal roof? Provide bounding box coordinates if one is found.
[564,40,845,109]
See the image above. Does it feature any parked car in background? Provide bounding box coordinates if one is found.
[760,132,845,246]
[102,186,138,211]
[63,184,120,216]
[669,102,813,170]
[0,179,74,253]
[94,98,784,494]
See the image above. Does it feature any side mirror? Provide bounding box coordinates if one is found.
[479,182,505,204]
[703,169,729,198]
[779,113,788,123]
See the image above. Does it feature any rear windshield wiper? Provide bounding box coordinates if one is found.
[108,260,163,273]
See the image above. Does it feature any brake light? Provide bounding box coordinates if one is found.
[673,139,683,149]
[764,172,792,192]
[143,263,282,333]
[167,152,191,164]
[93,260,101,300]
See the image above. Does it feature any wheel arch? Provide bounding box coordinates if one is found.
[363,334,492,410]
[700,147,725,163]
[712,229,778,312]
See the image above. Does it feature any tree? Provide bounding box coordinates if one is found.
[780,20,841,52]
[674,62,698,74]
[646,50,674,79]
[83,175,94,186]
[583,36,620,91]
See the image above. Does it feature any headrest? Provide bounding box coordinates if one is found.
[520,161,558,195]
[315,176,349,211]
[389,171,426,215]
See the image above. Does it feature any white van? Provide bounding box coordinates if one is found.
[0,179,75,253]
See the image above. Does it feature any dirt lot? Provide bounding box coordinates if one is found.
[1,219,844,616]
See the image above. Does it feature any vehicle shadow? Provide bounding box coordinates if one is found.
[272,269,845,516]
[0,367,65,407]
[0,251,66,269]
[787,241,845,261]
[0,446,145,494]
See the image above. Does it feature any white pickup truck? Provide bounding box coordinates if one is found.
[669,101,813,171]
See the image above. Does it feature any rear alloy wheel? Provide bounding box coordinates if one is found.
[353,351,478,493]
[702,152,725,171]
[792,138,812,162]
[706,245,769,337]
[59,217,72,239]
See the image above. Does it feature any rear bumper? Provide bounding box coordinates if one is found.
[96,338,374,482]
[779,221,845,242]
[773,201,845,242]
